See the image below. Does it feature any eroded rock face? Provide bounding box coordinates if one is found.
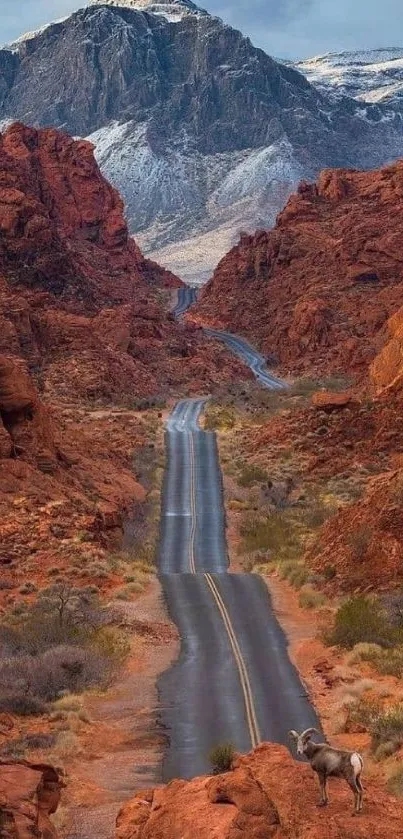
[0,354,54,466]
[116,743,403,838]
[193,161,403,378]
[0,122,244,403]
[0,761,63,839]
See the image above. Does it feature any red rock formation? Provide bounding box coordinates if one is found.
[116,743,403,838]
[193,162,403,378]
[0,123,244,403]
[0,760,63,839]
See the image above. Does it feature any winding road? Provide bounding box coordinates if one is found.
[173,285,285,390]
[157,293,319,780]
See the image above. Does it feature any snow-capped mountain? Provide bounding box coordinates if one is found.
[293,49,403,110]
[1,2,402,282]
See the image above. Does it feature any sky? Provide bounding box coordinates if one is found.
[0,0,401,59]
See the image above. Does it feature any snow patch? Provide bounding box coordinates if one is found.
[292,48,403,111]
[4,16,70,50]
[88,0,208,21]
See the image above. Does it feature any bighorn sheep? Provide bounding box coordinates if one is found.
[289,728,364,814]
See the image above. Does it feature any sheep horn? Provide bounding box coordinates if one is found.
[288,730,299,740]
[301,728,320,741]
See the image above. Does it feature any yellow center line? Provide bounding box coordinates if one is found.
[204,572,261,750]
[188,430,197,574]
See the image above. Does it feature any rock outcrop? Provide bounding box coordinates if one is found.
[116,743,403,838]
[1,2,402,281]
[193,161,403,378]
[0,122,243,403]
[0,760,63,839]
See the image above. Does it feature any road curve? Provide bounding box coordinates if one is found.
[172,285,198,318]
[172,285,285,389]
[204,327,286,390]
[158,397,319,781]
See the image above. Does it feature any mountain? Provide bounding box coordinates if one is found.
[191,160,403,378]
[1,2,402,282]
[292,49,403,112]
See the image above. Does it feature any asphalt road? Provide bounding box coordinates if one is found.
[204,327,285,390]
[158,399,228,574]
[159,572,319,779]
[158,396,320,781]
[172,285,198,317]
[173,285,285,390]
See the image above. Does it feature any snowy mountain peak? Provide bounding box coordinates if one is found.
[89,0,208,21]
[292,48,403,108]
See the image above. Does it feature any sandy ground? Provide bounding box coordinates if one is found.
[61,579,178,839]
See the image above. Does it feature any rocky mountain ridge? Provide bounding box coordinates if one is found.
[293,48,403,111]
[0,1,402,281]
[192,160,403,378]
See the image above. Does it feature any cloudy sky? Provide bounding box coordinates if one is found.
[1,0,401,58]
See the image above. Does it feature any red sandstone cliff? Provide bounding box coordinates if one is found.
[0,123,243,403]
[193,163,403,378]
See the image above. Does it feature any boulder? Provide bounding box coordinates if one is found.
[0,760,63,839]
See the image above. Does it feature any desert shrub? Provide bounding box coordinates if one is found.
[287,565,309,590]
[0,693,47,716]
[373,647,403,679]
[387,767,403,797]
[348,525,374,561]
[325,597,395,649]
[239,513,301,560]
[0,584,127,715]
[205,405,236,431]
[0,645,109,703]
[299,586,327,610]
[323,565,337,582]
[0,626,24,656]
[237,463,268,488]
[19,582,37,595]
[346,642,383,665]
[209,742,235,774]
[290,379,321,398]
[369,704,403,753]
[0,733,56,757]
[90,627,130,667]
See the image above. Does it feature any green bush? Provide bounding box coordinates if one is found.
[209,742,235,774]
[205,405,236,431]
[0,694,47,716]
[237,463,268,487]
[325,596,395,649]
[239,513,301,559]
[387,767,403,797]
[299,586,327,610]
[370,704,403,753]
[287,565,309,590]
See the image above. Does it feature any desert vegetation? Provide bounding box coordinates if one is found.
[0,583,130,717]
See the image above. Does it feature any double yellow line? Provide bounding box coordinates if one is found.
[186,418,260,750]
[188,431,197,574]
[204,573,261,750]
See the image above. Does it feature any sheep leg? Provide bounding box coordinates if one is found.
[317,773,328,806]
[356,776,364,812]
[347,778,362,814]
